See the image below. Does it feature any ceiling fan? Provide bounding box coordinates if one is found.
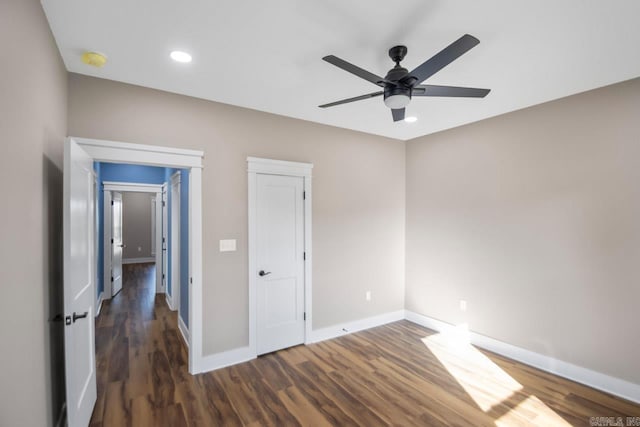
[319,34,491,122]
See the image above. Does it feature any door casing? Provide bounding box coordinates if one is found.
[103,182,164,297]
[170,171,181,315]
[69,136,204,374]
[247,157,313,357]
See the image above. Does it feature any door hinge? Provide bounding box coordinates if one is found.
[162,201,166,207]
[304,312,306,321]
[190,277,193,284]
[110,276,114,282]
[111,200,114,206]
[111,238,114,244]
[303,252,306,260]
[162,273,165,279]
[303,191,306,200]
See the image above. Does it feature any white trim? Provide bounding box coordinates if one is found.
[154,189,163,293]
[73,137,203,169]
[150,197,156,256]
[165,293,174,311]
[103,190,112,299]
[404,310,640,404]
[178,315,190,349]
[247,157,313,358]
[188,167,203,374]
[199,346,256,373]
[309,310,406,343]
[196,310,403,374]
[247,156,313,178]
[170,172,181,316]
[171,171,182,186]
[103,184,164,295]
[161,184,168,297]
[103,182,163,193]
[122,257,156,264]
[71,137,203,375]
[95,292,104,317]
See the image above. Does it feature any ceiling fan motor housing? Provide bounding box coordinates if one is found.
[383,84,411,107]
[384,64,411,108]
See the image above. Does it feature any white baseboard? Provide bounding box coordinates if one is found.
[178,314,190,349]
[404,310,640,404]
[197,346,256,374]
[308,310,405,344]
[165,293,174,311]
[122,257,155,264]
[194,310,405,375]
[95,292,104,317]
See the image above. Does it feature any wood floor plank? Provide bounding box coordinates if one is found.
[91,263,640,426]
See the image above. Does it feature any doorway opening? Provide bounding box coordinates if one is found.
[63,137,204,427]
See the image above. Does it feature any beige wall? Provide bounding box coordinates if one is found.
[122,192,155,259]
[0,1,68,426]
[406,77,640,384]
[67,74,406,354]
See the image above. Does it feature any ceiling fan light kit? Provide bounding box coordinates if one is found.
[320,34,491,122]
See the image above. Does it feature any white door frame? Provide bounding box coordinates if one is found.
[161,184,169,306]
[247,157,313,357]
[71,136,204,374]
[103,182,163,297]
[170,171,181,315]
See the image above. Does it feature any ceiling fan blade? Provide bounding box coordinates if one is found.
[413,84,490,98]
[323,55,389,87]
[402,34,480,86]
[392,108,405,122]
[319,91,383,108]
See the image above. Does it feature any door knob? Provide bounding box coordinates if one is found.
[119,244,126,248]
[258,270,271,277]
[72,311,88,323]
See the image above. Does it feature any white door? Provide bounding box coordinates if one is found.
[170,174,181,312]
[256,174,305,355]
[111,192,123,296]
[162,185,168,294]
[63,138,97,427]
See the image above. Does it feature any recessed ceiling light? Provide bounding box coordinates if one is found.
[170,51,192,63]
[404,116,418,123]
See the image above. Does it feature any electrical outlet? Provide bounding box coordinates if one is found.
[366,291,371,301]
[459,299,467,312]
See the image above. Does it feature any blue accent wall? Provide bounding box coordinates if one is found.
[100,162,167,185]
[95,162,170,299]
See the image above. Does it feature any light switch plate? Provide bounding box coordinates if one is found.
[219,239,237,252]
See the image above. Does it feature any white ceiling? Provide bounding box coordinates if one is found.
[42,0,640,141]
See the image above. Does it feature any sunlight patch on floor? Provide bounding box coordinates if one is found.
[422,325,571,426]
[494,394,572,426]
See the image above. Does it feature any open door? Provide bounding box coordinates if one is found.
[162,185,168,296]
[63,138,97,427]
[111,192,123,295]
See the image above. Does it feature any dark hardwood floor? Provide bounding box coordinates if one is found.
[91,263,640,426]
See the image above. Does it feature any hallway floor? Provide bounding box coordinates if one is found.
[90,263,640,426]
